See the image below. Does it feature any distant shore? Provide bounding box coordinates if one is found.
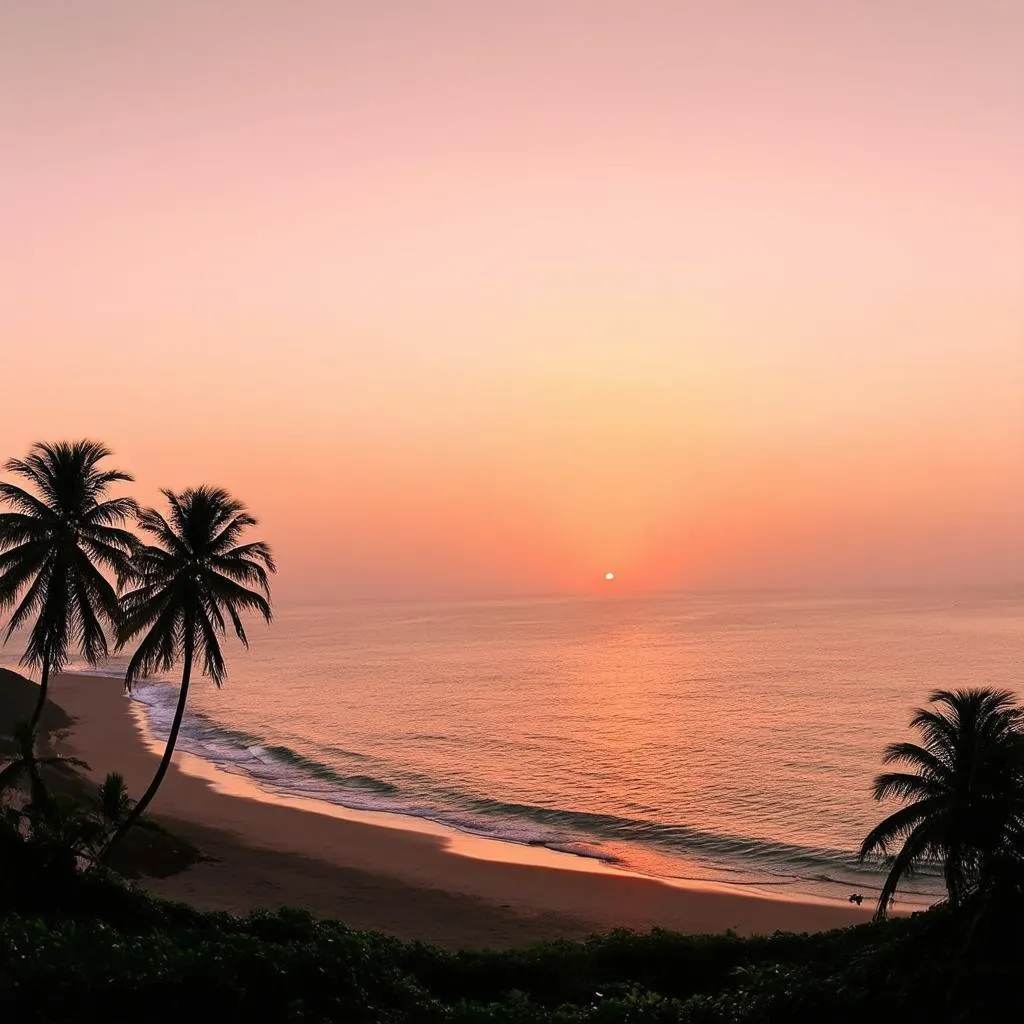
[43,672,871,948]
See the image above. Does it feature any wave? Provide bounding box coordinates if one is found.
[59,664,131,680]
[131,684,401,805]
[261,746,397,794]
[128,682,941,902]
[447,796,940,895]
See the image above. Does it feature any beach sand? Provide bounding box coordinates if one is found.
[41,672,872,949]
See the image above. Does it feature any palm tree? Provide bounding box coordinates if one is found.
[859,688,1024,918]
[0,720,88,810]
[94,770,163,842]
[96,772,135,829]
[106,486,274,850]
[0,440,138,735]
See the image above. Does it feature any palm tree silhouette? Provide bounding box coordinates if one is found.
[96,772,136,828]
[0,440,138,736]
[106,486,274,850]
[0,720,88,810]
[860,688,1024,918]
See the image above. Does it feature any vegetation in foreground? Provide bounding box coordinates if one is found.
[0,872,1021,1023]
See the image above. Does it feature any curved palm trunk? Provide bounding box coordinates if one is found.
[27,653,51,736]
[25,653,52,811]
[103,641,193,859]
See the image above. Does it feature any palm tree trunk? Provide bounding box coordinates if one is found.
[102,640,193,860]
[25,653,52,810]
[27,652,51,737]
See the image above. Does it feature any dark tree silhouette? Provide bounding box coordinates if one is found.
[106,486,274,852]
[94,770,161,836]
[0,440,138,736]
[860,688,1024,918]
[0,720,88,810]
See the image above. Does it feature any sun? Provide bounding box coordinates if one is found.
[604,572,616,582]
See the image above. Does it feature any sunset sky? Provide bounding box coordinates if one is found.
[2,1,1022,599]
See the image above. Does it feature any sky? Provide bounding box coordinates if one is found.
[1,1,1022,600]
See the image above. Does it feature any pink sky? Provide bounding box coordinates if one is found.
[2,1,1022,599]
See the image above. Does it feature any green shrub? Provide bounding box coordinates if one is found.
[0,874,1019,1022]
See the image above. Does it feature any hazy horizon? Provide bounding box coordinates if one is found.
[252,582,1024,608]
[3,1,1022,602]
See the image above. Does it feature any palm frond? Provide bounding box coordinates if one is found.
[0,483,55,521]
[860,798,941,859]
[195,604,227,685]
[0,510,53,546]
[69,570,110,665]
[205,571,272,622]
[4,560,54,643]
[123,601,184,690]
[0,545,51,616]
[0,538,50,574]
[872,771,944,803]
[209,513,258,555]
[222,600,249,646]
[210,549,275,592]
[880,741,950,778]
[136,505,189,557]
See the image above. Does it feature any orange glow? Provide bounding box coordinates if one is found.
[1,3,1022,599]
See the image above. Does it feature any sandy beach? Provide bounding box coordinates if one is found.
[43,672,872,948]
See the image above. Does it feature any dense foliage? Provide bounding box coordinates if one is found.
[0,875,1021,1023]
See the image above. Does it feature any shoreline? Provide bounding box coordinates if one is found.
[122,691,861,909]
[49,672,873,947]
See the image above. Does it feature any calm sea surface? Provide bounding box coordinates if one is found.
[9,590,1024,906]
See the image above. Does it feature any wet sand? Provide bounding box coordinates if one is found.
[44,672,872,948]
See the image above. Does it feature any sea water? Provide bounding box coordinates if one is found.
[9,589,1023,907]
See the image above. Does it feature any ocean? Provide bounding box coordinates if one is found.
[8,589,1024,907]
